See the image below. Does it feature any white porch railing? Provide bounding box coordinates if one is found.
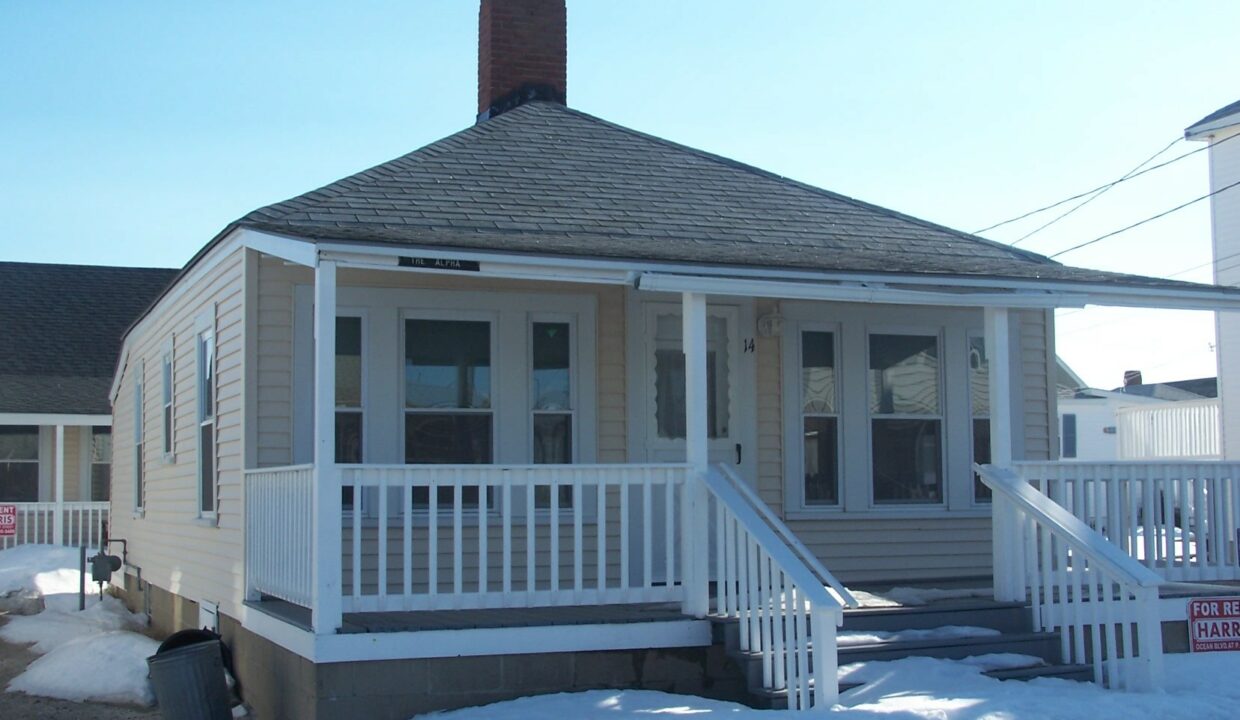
[0,502,109,550]
[708,464,853,710]
[980,464,1163,691]
[245,465,315,607]
[338,464,688,612]
[1016,461,1240,583]
[1117,399,1220,460]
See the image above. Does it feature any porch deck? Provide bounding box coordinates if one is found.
[247,598,690,634]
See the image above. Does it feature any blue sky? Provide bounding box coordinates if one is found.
[2,1,1237,388]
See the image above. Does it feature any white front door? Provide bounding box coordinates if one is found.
[627,296,757,582]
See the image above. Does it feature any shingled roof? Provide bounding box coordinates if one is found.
[235,101,1200,289]
[0,262,177,415]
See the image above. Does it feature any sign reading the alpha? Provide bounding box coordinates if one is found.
[0,505,15,537]
[1188,597,1240,652]
[398,256,481,272]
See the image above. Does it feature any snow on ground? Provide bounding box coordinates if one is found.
[837,625,999,647]
[0,544,156,707]
[418,652,1240,720]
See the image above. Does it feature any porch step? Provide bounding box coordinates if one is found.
[711,599,1091,710]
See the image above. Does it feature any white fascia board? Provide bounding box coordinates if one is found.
[639,272,1240,311]
[237,228,317,267]
[317,246,633,285]
[0,413,111,426]
[1186,115,1240,141]
[637,273,1082,308]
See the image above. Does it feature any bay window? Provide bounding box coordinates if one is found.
[336,316,363,510]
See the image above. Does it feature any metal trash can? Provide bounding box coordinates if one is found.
[147,636,232,720]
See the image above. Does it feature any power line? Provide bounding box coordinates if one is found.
[1008,138,1182,246]
[974,132,1240,237]
[1049,178,1240,260]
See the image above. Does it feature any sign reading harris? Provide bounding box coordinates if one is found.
[398,256,481,272]
[1188,597,1240,652]
[0,505,15,538]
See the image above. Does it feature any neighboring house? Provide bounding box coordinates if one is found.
[1187,100,1240,459]
[0,262,175,546]
[102,3,1240,717]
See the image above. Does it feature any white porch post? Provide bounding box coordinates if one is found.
[311,259,343,634]
[53,424,65,546]
[984,306,1022,601]
[682,292,710,618]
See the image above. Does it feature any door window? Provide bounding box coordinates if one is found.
[652,313,730,440]
[800,330,839,505]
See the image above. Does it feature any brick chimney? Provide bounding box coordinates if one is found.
[477,0,567,121]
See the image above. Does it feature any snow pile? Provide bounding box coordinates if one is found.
[852,586,992,607]
[838,625,1000,647]
[0,594,146,654]
[0,544,100,612]
[8,631,159,706]
[840,653,1044,685]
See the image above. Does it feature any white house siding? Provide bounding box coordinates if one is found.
[110,244,247,620]
[1210,126,1240,459]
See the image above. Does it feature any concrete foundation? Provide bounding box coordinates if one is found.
[116,576,746,720]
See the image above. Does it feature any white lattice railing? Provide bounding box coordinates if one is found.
[708,464,855,710]
[1016,461,1240,583]
[0,502,109,550]
[245,465,315,607]
[338,464,689,612]
[981,464,1163,691]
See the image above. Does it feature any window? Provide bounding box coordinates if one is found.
[800,330,839,506]
[134,361,145,511]
[336,316,363,510]
[1062,413,1078,459]
[532,320,574,507]
[197,325,216,516]
[869,333,942,504]
[404,318,493,508]
[90,427,112,501]
[0,426,39,502]
[161,342,174,459]
[653,313,730,440]
[968,336,992,501]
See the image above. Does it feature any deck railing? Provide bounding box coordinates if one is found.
[707,464,852,710]
[981,464,1163,691]
[0,502,109,550]
[1016,461,1240,583]
[245,465,315,607]
[337,464,689,612]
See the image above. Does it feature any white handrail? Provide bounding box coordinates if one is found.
[714,464,858,609]
[704,466,842,710]
[978,464,1163,691]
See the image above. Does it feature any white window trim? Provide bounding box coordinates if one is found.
[195,308,218,521]
[782,323,843,513]
[134,359,145,516]
[864,325,947,509]
[161,336,176,463]
[967,331,992,506]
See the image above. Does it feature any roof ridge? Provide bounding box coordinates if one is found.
[546,103,1056,266]
[0,260,178,273]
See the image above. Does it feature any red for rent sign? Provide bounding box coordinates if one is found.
[0,505,15,537]
[1189,597,1240,652]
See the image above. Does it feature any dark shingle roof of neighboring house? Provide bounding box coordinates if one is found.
[1186,99,1240,136]
[233,101,1210,290]
[0,262,178,415]
[1112,377,1218,401]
